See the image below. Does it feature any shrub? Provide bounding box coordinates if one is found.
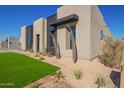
[31,82,40,88]
[39,57,44,60]
[95,75,108,88]
[34,54,39,57]
[74,70,83,80]
[99,37,124,69]
[52,70,65,83]
[47,52,53,57]
[26,48,33,52]
[41,48,48,56]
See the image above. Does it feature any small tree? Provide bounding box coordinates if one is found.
[99,37,124,69]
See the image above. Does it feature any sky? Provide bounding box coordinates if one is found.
[99,5,124,38]
[0,5,61,41]
[0,5,124,41]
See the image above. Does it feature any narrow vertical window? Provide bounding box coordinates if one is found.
[26,32,28,49]
[100,30,104,40]
[70,35,72,49]
[71,25,76,41]
[66,25,76,50]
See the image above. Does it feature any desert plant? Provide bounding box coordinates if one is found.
[34,54,39,57]
[95,75,108,88]
[74,70,83,80]
[28,48,33,52]
[41,48,48,56]
[30,48,33,52]
[47,52,53,57]
[39,57,44,60]
[52,70,65,83]
[31,82,40,88]
[99,37,124,69]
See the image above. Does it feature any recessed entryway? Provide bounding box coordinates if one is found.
[36,34,40,52]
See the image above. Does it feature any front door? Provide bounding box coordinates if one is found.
[36,34,40,52]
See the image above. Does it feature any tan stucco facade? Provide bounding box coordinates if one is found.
[20,5,111,61]
[33,18,47,52]
[57,5,111,60]
[20,26,26,50]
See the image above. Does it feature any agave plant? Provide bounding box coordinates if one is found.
[95,75,108,88]
[74,70,83,80]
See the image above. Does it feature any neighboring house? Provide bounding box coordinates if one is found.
[1,39,8,48]
[7,37,20,49]
[20,5,111,62]
[0,41,5,48]
[0,37,20,49]
[20,25,33,50]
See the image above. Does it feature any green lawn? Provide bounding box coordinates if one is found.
[0,52,59,88]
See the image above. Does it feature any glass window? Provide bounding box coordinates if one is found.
[26,31,31,49]
[66,25,76,50]
[71,26,76,41]
[70,35,72,49]
[100,30,104,40]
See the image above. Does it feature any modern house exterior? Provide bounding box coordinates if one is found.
[52,5,111,61]
[20,5,111,62]
[20,25,33,50]
[0,37,20,49]
[33,18,47,52]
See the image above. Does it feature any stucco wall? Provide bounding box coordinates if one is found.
[90,6,111,59]
[33,18,47,52]
[21,26,26,50]
[90,5,103,59]
[57,5,111,60]
[57,5,91,59]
